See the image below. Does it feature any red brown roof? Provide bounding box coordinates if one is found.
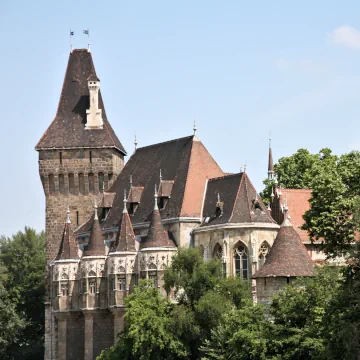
[253,217,314,278]
[201,173,276,226]
[56,221,79,260]
[35,49,126,154]
[110,208,136,252]
[140,207,176,249]
[82,211,105,256]
[102,136,223,229]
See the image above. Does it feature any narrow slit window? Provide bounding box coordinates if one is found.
[60,152,63,166]
[89,151,92,164]
[76,211,79,226]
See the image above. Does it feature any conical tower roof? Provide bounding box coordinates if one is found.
[140,188,176,249]
[56,207,79,260]
[253,212,314,278]
[110,192,136,252]
[82,203,105,256]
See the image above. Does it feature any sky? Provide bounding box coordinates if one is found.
[1,0,360,236]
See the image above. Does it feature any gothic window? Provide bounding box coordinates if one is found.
[89,279,96,294]
[234,244,248,279]
[88,173,95,193]
[108,173,113,187]
[59,152,63,166]
[68,173,75,195]
[118,275,126,291]
[59,174,65,195]
[258,242,270,269]
[49,174,55,195]
[61,283,69,296]
[78,173,85,195]
[98,172,104,193]
[89,150,92,164]
[213,243,223,260]
[82,280,87,294]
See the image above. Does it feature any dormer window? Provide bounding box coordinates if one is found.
[127,186,144,215]
[157,180,174,210]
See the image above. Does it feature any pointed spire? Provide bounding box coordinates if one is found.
[268,133,274,180]
[154,184,158,210]
[56,207,79,260]
[123,189,128,213]
[110,190,136,253]
[253,205,314,278]
[82,201,105,256]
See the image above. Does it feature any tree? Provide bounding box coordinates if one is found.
[98,280,187,360]
[267,266,341,360]
[0,227,45,359]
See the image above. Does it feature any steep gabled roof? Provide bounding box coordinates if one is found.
[253,216,314,278]
[56,212,79,260]
[140,203,176,249]
[110,202,136,252]
[102,136,223,229]
[35,49,126,154]
[82,208,105,256]
[201,173,276,226]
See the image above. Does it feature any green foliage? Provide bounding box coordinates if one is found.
[98,280,187,360]
[0,227,45,359]
[267,266,342,360]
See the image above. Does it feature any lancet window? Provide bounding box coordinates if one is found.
[234,244,248,279]
[258,242,270,269]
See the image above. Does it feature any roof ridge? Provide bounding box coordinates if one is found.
[209,172,242,182]
[229,173,244,222]
[136,135,194,151]
[282,188,312,192]
[244,174,254,222]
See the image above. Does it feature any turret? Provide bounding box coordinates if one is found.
[86,74,103,129]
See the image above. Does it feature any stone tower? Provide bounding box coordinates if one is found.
[35,48,126,360]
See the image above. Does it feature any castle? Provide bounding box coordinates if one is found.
[36,48,317,360]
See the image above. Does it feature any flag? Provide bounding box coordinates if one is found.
[70,30,74,36]
[83,30,89,35]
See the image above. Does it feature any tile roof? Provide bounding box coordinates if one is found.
[101,136,223,229]
[110,206,136,252]
[35,49,126,154]
[140,205,176,249]
[272,189,312,241]
[253,217,314,278]
[56,220,79,260]
[82,210,105,256]
[201,173,276,226]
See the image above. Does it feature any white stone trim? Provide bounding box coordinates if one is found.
[193,222,280,233]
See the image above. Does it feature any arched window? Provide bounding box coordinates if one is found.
[258,242,270,269]
[148,263,157,287]
[78,173,85,195]
[61,283,69,296]
[68,173,75,195]
[89,279,96,294]
[118,275,126,291]
[59,174,65,195]
[234,244,248,279]
[213,243,223,260]
[88,173,95,193]
[98,172,104,192]
[49,174,55,195]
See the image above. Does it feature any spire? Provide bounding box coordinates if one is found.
[140,187,176,249]
[154,184,158,210]
[110,190,136,253]
[253,214,314,278]
[55,208,79,260]
[268,134,274,180]
[82,202,105,256]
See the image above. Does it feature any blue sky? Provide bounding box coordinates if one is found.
[1,0,360,236]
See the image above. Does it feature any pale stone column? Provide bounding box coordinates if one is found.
[84,312,93,360]
[64,173,69,196]
[112,308,126,344]
[74,173,79,195]
[57,314,67,360]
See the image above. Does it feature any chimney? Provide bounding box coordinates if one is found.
[85,74,103,129]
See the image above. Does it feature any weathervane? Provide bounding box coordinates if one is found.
[83,29,90,51]
[70,29,74,51]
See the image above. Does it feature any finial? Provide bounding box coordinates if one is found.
[154,184,158,210]
[255,193,258,202]
[244,162,247,173]
[94,200,98,220]
[123,189,128,213]
[240,165,243,173]
[129,175,133,187]
[269,131,271,148]
[283,196,288,213]
[70,29,74,52]
[193,119,197,136]
[217,192,221,203]
[66,205,71,224]
[83,29,90,51]
[134,133,138,150]
[102,180,105,193]
[267,203,271,211]
[160,169,162,182]
[271,188,274,200]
